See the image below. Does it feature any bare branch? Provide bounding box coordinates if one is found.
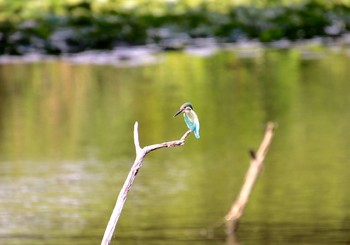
[101,124,192,245]
[144,129,192,153]
[225,122,276,233]
[181,130,192,141]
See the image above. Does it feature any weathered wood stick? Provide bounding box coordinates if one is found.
[225,122,275,233]
[101,121,192,245]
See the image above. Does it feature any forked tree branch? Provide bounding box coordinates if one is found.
[101,122,192,245]
[225,122,276,233]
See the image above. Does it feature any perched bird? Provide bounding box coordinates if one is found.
[174,102,200,139]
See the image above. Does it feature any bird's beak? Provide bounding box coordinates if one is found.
[174,108,184,117]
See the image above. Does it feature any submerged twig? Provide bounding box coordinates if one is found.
[225,122,276,233]
[101,122,192,245]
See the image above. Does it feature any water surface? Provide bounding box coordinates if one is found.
[0,47,350,244]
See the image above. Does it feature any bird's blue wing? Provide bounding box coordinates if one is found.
[184,114,200,138]
[184,114,195,131]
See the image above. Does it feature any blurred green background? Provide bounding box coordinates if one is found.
[1,0,350,244]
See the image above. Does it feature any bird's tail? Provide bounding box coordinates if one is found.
[194,130,200,139]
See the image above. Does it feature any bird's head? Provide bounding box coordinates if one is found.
[174,102,193,117]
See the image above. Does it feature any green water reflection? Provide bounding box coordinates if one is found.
[0,48,350,244]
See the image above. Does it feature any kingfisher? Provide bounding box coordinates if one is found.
[174,102,200,139]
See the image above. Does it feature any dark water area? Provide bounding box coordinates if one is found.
[0,46,350,244]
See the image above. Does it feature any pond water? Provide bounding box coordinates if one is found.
[1,46,350,245]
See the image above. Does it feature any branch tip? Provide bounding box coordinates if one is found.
[180,130,192,141]
[266,122,277,131]
[133,121,141,153]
